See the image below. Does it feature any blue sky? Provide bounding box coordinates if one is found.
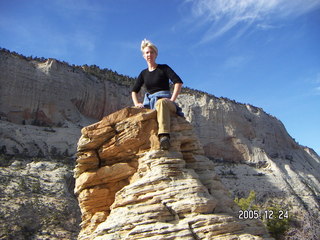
[1,0,319,154]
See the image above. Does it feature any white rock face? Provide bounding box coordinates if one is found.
[177,93,299,162]
[0,51,131,157]
[0,119,80,157]
[0,53,130,127]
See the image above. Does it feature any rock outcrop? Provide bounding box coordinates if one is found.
[75,107,272,239]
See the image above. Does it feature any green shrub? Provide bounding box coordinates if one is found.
[264,205,290,239]
[234,190,258,210]
[234,191,291,240]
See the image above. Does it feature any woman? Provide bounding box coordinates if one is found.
[132,39,183,150]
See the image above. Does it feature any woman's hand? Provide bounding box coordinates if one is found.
[170,83,183,102]
[132,92,144,108]
[135,103,144,108]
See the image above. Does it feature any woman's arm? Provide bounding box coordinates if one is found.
[170,83,183,102]
[132,92,144,108]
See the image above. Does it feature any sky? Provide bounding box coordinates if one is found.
[0,0,319,154]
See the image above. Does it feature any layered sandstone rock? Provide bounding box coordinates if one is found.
[74,108,272,240]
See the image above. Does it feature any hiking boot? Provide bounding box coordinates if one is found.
[159,135,170,150]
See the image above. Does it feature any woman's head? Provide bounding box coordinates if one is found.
[141,39,158,56]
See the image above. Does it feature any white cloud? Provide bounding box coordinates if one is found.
[313,73,320,95]
[223,55,250,69]
[315,73,320,83]
[185,0,320,43]
[52,0,108,15]
[304,72,320,95]
[313,86,320,96]
[256,23,279,30]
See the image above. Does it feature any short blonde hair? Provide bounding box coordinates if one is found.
[141,39,158,55]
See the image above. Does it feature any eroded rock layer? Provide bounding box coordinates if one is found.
[75,108,271,240]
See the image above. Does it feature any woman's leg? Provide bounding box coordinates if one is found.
[155,98,177,134]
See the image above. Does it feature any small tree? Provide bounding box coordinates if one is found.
[234,190,258,210]
[234,191,291,240]
[265,205,290,239]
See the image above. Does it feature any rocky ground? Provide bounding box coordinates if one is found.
[0,155,81,240]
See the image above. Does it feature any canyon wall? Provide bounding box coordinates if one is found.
[0,50,131,157]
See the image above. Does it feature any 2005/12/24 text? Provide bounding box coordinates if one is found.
[238,210,289,220]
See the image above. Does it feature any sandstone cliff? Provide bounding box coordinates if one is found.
[75,107,272,239]
[0,49,319,239]
[0,50,131,157]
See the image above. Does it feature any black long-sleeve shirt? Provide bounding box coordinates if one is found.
[132,64,183,94]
